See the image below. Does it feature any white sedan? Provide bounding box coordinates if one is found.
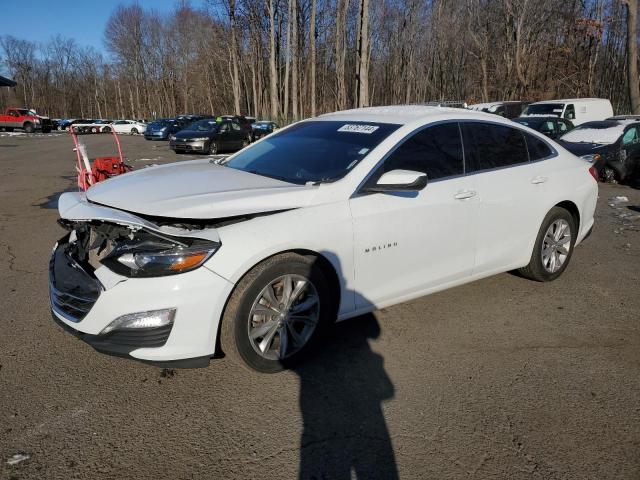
[106,120,147,135]
[50,106,597,372]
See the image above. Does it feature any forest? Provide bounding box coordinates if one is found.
[0,0,638,122]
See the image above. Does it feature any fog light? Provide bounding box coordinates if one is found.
[100,308,176,335]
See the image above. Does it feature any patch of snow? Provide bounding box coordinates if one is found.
[560,125,625,144]
[7,453,30,465]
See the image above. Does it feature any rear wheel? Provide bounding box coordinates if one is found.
[102,126,111,133]
[131,128,139,135]
[518,207,576,282]
[221,253,332,373]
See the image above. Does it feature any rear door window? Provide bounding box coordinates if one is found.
[461,122,529,172]
[374,122,464,181]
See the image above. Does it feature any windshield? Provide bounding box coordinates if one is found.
[150,119,173,127]
[523,103,564,117]
[224,120,400,185]
[185,119,219,132]
[513,118,543,128]
[560,121,624,144]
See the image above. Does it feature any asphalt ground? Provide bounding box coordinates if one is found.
[0,131,639,479]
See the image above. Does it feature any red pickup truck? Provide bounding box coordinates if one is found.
[0,107,52,133]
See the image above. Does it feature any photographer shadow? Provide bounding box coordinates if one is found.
[293,305,398,479]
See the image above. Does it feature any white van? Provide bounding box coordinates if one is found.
[521,98,613,126]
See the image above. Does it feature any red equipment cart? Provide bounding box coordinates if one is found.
[71,128,132,191]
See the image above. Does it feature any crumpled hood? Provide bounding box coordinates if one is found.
[86,159,317,219]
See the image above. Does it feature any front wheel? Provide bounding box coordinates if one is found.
[221,253,333,373]
[23,122,35,133]
[102,126,111,133]
[131,128,139,135]
[518,207,577,282]
[208,141,218,155]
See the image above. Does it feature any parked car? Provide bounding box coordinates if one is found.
[50,106,597,372]
[251,120,279,140]
[558,119,640,183]
[221,115,253,141]
[512,116,574,140]
[0,107,52,133]
[169,118,248,154]
[58,119,75,130]
[107,120,147,135]
[607,115,640,121]
[521,98,613,126]
[468,101,528,119]
[144,118,185,140]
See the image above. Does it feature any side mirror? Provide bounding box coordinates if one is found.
[363,169,428,193]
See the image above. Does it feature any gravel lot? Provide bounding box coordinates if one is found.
[1,132,639,480]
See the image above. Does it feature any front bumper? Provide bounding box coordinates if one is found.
[144,131,167,140]
[169,140,206,152]
[49,235,234,368]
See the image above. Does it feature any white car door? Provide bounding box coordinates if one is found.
[349,122,478,310]
[112,121,127,134]
[459,122,552,274]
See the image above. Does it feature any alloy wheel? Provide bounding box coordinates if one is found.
[541,219,571,273]
[247,274,320,361]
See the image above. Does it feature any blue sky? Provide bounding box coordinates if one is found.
[2,0,207,54]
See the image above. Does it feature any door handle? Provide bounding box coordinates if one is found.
[453,190,477,200]
[531,176,548,184]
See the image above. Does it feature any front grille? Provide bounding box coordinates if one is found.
[49,234,102,322]
[50,283,99,322]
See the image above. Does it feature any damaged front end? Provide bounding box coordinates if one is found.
[49,192,227,368]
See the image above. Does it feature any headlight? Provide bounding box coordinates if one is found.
[169,135,177,141]
[580,153,601,163]
[159,127,167,132]
[101,231,220,277]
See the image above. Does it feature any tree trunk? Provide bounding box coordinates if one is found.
[627,0,640,113]
[309,0,317,117]
[229,0,242,115]
[269,0,279,119]
[283,0,293,120]
[335,0,349,110]
[356,0,370,108]
[291,0,299,120]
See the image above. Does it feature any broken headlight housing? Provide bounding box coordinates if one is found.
[100,230,220,278]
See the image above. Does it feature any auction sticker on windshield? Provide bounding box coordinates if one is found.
[337,124,380,134]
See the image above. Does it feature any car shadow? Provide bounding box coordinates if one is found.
[288,252,398,479]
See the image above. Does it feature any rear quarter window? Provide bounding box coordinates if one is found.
[523,132,554,161]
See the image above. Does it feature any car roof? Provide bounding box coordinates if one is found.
[317,105,499,126]
[531,98,608,105]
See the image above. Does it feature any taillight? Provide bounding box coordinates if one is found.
[588,166,599,182]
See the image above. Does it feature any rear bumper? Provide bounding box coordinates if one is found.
[49,235,235,367]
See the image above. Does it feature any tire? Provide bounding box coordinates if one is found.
[131,128,139,135]
[42,128,51,134]
[102,126,111,133]
[208,141,218,155]
[23,122,35,133]
[518,207,577,282]
[241,137,250,148]
[221,253,333,373]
